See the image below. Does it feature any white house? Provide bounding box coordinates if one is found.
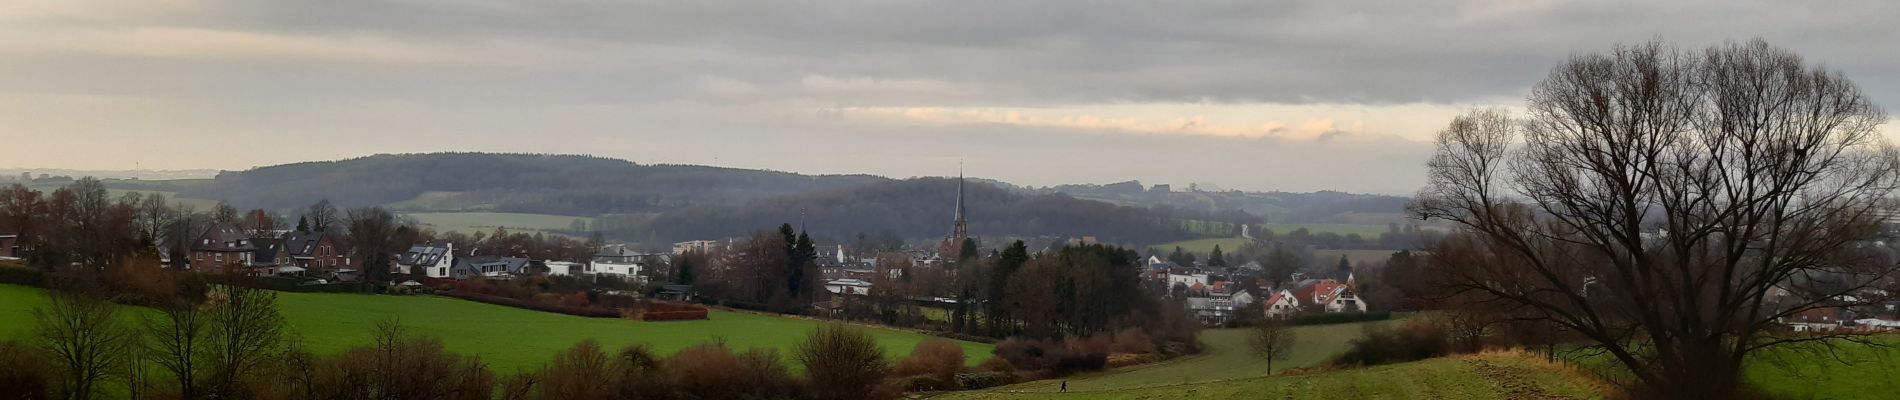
[542,261,583,276]
[590,246,654,282]
[1263,289,1301,318]
[393,243,454,279]
[1229,290,1256,308]
[672,240,721,255]
[1167,271,1209,289]
[825,278,873,296]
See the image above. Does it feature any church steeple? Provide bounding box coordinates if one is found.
[941,162,972,257]
[954,163,966,223]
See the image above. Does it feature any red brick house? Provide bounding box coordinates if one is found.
[189,224,256,270]
[284,231,350,273]
[0,232,21,258]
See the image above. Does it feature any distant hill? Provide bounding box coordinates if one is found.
[1031,181,1414,224]
[76,153,1413,246]
[169,153,887,215]
[624,177,1195,245]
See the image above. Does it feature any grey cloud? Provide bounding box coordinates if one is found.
[5,0,1899,194]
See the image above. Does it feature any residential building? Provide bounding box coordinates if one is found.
[394,242,455,279]
[452,256,531,279]
[284,231,350,273]
[190,224,256,270]
[0,233,19,259]
[672,240,720,255]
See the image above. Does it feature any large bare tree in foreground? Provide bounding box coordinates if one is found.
[1414,39,1898,399]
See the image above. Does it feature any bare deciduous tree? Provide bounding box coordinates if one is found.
[205,283,285,397]
[1247,319,1297,374]
[33,292,135,400]
[1414,39,1897,399]
[144,299,209,399]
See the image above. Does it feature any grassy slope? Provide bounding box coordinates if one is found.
[937,352,1609,400]
[405,212,595,236]
[1743,340,1900,399]
[0,285,991,373]
[983,322,1385,393]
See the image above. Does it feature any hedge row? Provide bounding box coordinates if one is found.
[249,277,373,293]
[1289,311,1394,326]
[440,290,621,318]
[646,301,708,313]
[641,310,709,321]
[0,265,45,287]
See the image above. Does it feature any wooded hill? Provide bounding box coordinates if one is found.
[100,153,1409,245]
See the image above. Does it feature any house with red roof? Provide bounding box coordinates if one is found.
[1262,274,1369,318]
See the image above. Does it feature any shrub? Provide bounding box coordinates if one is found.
[663,343,799,399]
[890,339,965,391]
[313,321,494,400]
[0,264,45,287]
[0,341,51,400]
[537,340,615,400]
[954,371,1016,390]
[796,324,890,400]
[1332,318,1449,367]
[974,356,1015,373]
[641,301,710,321]
[993,338,1062,373]
[1105,353,1160,369]
[1110,328,1156,354]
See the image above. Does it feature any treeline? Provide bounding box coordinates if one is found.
[168,153,885,215]
[0,272,982,400]
[617,178,1199,245]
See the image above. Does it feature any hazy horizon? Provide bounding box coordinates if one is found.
[6,1,1899,194]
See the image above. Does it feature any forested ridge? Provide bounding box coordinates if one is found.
[170,153,887,215]
[112,153,1214,244]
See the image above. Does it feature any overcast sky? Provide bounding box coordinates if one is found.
[4,1,1898,194]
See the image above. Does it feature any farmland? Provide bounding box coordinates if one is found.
[0,284,990,373]
[938,352,1610,399]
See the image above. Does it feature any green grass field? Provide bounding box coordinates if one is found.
[1742,339,1900,399]
[406,212,595,237]
[0,284,991,373]
[983,321,1389,393]
[939,351,1609,400]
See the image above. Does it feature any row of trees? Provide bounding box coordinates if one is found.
[3,270,952,400]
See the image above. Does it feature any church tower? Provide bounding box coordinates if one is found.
[939,165,972,257]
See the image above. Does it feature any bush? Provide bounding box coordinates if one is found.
[0,264,45,286]
[974,356,1015,373]
[890,339,965,391]
[954,371,1016,390]
[537,340,615,400]
[663,343,799,399]
[1105,353,1160,369]
[0,341,51,400]
[1332,318,1449,367]
[312,321,495,400]
[641,301,710,321]
[993,337,1063,373]
[796,324,890,400]
[1110,328,1156,354]
[441,290,620,318]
